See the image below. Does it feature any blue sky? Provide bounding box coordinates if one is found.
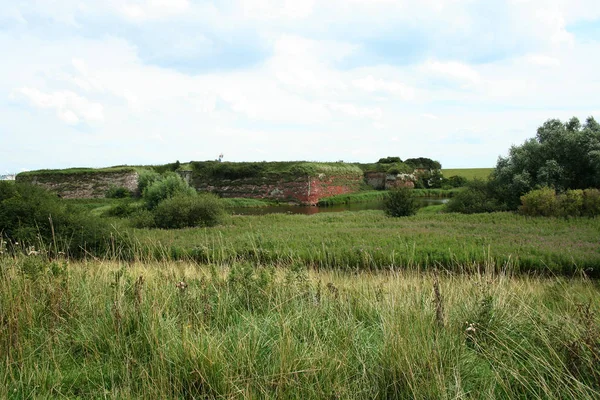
[1,0,599,173]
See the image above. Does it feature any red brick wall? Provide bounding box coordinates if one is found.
[195,174,363,205]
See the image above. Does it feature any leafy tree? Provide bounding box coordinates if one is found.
[137,169,161,195]
[404,158,442,171]
[377,156,403,164]
[492,116,600,208]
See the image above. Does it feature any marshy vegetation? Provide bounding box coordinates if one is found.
[1,255,598,399]
[2,116,600,398]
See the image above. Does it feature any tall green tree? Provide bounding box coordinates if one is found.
[492,116,600,208]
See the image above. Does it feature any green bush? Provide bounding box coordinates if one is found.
[520,188,600,218]
[105,185,131,199]
[143,172,196,210]
[446,180,506,214]
[557,189,584,217]
[582,188,600,217]
[387,167,402,175]
[383,188,418,217]
[445,175,468,188]
[137,169,161,195]
[104,200,138,218]
[153,193,226,229]
[129,209,156,228]
[519,187,557,216]
[0,183,124,257]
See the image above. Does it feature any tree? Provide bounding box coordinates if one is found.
[492,116,600,209]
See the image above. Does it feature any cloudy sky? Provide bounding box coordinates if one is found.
[1,0,599,173]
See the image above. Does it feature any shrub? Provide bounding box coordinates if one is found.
[582,189,600,217]
[129,209,156,228]
[0,183,124,257]
[137,169,161,195]
[520,188,600,218]
[383,188,418,217]
[519,187,557,216]
[446,180,506,214]
[105,185,131,199]
[556,189,584,217]
[153,193,226,229]
[143,172,196,210]
[446,175,468,188]
[104,200,138,218]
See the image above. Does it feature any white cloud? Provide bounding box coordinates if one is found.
[1,1,600,172]
[423,60,481,86]
[327,102,382,120]
[523,54,561,67]
[118,0,190,20]
[14,88,104,125]
[238,0,315,20]
[352,75,416,100]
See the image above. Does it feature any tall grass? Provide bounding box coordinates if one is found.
[131,211,600,276]
[1,255,598,398]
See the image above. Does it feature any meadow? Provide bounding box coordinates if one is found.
[2,183,600,399]
[442,168,493,181]
[129,211,600,276]
[1,256,598,399]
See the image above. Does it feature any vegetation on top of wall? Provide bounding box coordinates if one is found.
[360,162,414,174]
[17,166,138,178]
[376,156,403,164]
[404,158,442,170]
[190,161,363,181]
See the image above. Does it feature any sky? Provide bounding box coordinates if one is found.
[1,0,599,173]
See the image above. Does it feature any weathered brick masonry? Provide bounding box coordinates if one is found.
[16,171,139,199]
[191,173,363,205]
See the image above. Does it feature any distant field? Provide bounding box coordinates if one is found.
[442,168,493,180]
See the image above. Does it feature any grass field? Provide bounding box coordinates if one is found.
[129,211,600,275]
[1,257,598,399]
[442,168,494,180]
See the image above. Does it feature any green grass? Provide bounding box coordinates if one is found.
[442,168,494,180]
[191,161,364,180]
[1,256,598,399]
[130,211,600,275]
[17,166,139,177]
